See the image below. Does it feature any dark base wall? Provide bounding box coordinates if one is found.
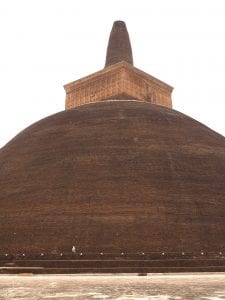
[1,254,225,274]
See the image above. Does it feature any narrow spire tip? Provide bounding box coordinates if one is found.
[105,20,133,67]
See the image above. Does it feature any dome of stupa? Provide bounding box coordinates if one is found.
[0,100,225,254]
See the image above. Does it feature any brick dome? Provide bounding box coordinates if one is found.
[0,100,225,254]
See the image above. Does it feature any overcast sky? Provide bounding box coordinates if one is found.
[0,0,225,147]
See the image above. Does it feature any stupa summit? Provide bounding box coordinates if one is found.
[0,21,225,273]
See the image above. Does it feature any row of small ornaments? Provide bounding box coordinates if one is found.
[2,252,224,257]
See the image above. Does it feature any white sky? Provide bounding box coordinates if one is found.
[0,0,225,148]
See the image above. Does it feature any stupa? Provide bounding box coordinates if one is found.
[0,21,225,273]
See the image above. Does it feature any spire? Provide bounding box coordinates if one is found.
[105,21,133,67]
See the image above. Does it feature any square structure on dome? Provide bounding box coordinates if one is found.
[64,62,173,109]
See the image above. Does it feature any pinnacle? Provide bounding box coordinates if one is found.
[105,20,133,67]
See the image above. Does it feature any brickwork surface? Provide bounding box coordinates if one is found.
[0,101,225,255]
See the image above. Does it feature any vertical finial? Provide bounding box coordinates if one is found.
[105,21,133,67]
